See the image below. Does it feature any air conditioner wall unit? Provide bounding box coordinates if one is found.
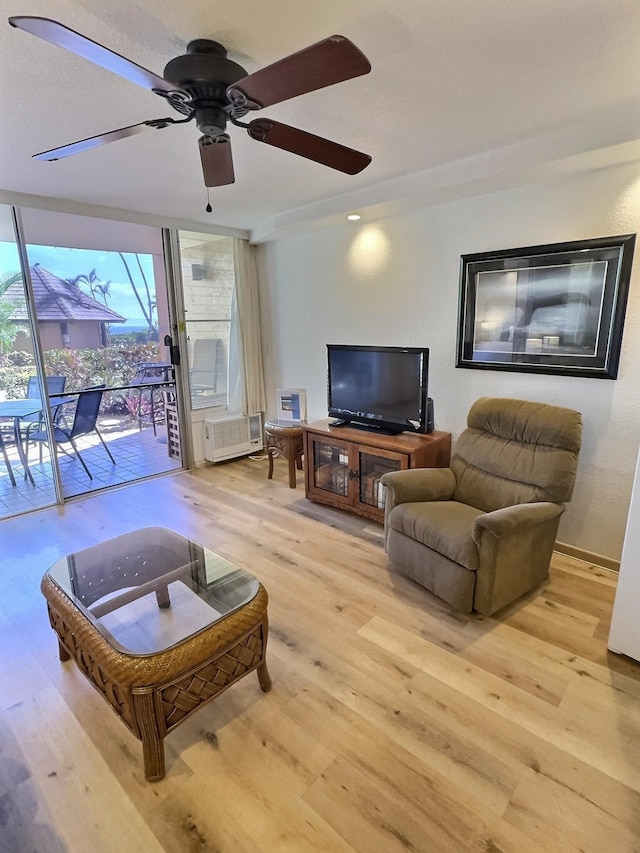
[204,413,263,463]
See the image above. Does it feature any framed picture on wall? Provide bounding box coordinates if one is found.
[456,234,636,379]
[276,388,307,423]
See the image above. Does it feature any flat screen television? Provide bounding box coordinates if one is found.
[327,344,432,434]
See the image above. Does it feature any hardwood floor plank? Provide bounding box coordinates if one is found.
[359,614,640,792]
[155,714,355,853]
[464,612,640,696]
[286,686,548,853]
[269,633,519,814]
[49,657,195,810]
[303,756,462,853]
[144,774,264,853]
[0,603,52,711]
[5,687,164,852]
[304,752,558,853]
[405,669,640,838]
[505,770,640,852]
[551,553,618,587]
[0,712,68,853]
[496,598,608,662]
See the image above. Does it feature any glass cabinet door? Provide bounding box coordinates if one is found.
[358,450,403,510]
[311,440,349,497]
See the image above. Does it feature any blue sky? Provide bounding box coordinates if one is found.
[0,242,156,326]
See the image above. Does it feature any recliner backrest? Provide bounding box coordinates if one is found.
[451,397,582,513]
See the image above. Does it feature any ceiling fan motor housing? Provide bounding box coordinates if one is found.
[163,40,248,137]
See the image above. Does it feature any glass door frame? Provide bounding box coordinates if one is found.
[11,205,65,505]
[162,228,195,468]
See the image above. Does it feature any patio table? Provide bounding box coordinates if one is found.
[0,396,76,484]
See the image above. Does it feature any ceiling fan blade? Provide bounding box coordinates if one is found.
[199,135,235,187]
[8,16,181,95]
[247,119,371,175]
[33,121,166,161]
[227,35,370,109]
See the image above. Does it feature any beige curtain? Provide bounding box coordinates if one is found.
[232,239,266,415]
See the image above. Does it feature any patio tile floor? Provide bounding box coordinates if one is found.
[0,422,182,520]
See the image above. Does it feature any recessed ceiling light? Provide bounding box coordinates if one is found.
[347,214,361,221]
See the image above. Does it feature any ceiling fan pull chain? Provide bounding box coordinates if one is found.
[206,188,212,213]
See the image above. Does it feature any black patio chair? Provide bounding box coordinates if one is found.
[0,429,16,487]
[25,375,66,400]
[129,362,170,436]
[22,375,68,462]
[29,385,115,480]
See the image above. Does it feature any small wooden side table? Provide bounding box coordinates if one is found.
[264,420,305,488]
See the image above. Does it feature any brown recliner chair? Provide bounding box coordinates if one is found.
[380,397,582,615]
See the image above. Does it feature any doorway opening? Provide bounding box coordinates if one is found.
[0,208,183,520]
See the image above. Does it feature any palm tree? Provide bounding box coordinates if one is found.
[94,280,112,306]
[66,269,112,306]
[0,270,22,296]
[118,252,157,342]
[0,271,29,352]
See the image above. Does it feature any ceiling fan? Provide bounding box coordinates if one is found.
[8,16,373,190]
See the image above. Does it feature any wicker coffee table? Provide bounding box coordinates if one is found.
[41,527,271,781]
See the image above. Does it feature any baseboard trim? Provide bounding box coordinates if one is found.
[554,540,620,573]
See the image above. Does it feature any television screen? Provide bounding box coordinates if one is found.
[327,344,430,434]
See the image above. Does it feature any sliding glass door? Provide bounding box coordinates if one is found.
[0,207,186,519]
[175,231,239,412]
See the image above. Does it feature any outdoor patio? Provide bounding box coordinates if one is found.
[0,416,182,519]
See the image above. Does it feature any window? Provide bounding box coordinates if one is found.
[178,232,240,411]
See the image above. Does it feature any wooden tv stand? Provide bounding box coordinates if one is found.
[303,419,452,524]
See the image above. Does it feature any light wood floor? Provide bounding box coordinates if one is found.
[1,456,639,853]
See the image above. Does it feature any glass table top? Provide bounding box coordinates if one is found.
[46,527,259,656]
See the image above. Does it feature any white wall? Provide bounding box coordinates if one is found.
[18,209,164,254]
[258,160,640,561]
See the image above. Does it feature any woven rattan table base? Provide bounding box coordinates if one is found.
[264,422,304,488]
[41,574,271,781]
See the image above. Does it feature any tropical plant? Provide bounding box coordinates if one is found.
[0,302,18,353]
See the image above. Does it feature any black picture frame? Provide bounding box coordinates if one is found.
[456,234,636,379]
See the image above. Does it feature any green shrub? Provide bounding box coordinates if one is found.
[0,343,162,413]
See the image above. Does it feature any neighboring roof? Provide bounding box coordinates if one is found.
[1,265,126,323]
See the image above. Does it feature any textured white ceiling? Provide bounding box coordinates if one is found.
[2,0,640,241]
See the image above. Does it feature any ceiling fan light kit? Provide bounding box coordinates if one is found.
[8,16,373,196]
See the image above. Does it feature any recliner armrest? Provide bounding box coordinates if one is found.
[472,501,564,543]
[380,467,456,506]
[381,468,456,546]
[471,501,566,615]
